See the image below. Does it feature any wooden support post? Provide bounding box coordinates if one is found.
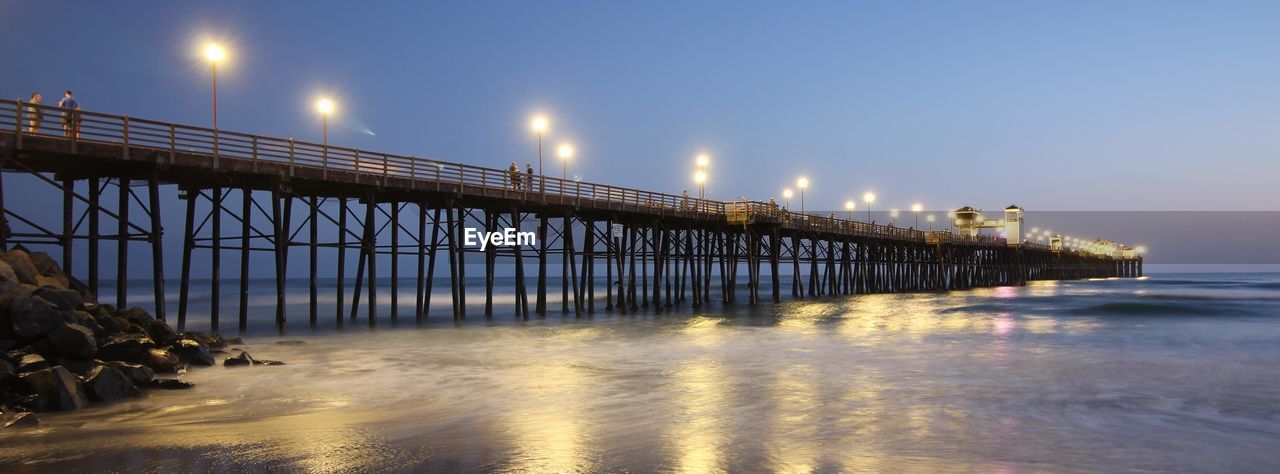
[390,201,399,323]
[337,197,347,327]
[421,208,442,322]
[512,208,529,319]
[308,195,318,328]
[416,203,427,321]
[62,178,73,276]
[566,213,581,315]
[177,189,195,332]
[272,188,287,333]
[239,189,251,332]
[456,204,466,319]
[537,216,548,316]
[366,196,378,326]
[148,178,165,321]
[210,187,221,333]
[445,205,460,319]
[117,178,129,309]
[88,178,99,297]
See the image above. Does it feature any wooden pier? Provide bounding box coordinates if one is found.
[0,101,1142,333]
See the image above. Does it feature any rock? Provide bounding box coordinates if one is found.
[105,361,154,385]
[181,332,226,350]
[119,307,154,325]
[35,275,69,290]
[142,319,176,345]
[223,351,255,367]
[0,359,14,388]
[170,338,214,366]
[257,359,286,366]
[33,287,82,311]
[225,337,244,345]
[58,357,96,376]
[0,251,39,286]
[70,310,105,336]
[26,252,62,279]
[48,323,97,357]
[115,317,146,335]
[146,378,194,390]
[91,308,122,334]
[68,277,96,305]
[16,353,48,373]
[1,411,38,429]
[97,333,155,363]
[0,260,17,283]
[8,294,64,339]
[19,366,89,411]
[84,365,139,402]
[142,348,180,372]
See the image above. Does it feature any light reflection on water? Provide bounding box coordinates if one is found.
[3,274,1280,472]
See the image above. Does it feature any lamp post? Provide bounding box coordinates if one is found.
[558,143,574,181]
[890,209,899,226]
[695,154,709,200]
[863,192,876,222]
[797,177,809,216]
[782,189,793,209]
[531,115,548,191]
[204,44,224,130]
[316,98,334,164]
[845,200,855,220]
[911,203,922,229]
[694,171,707,207]
[926,214,935,231]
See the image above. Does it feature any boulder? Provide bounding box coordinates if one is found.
[142,348,180,372]
[48,323,96,357]
[0,251,39,286]
[33,287,82,311]
[57,357,96,376]
[1,411,39,429]
[105,361,154,385]
[84,365,139,402]
[225,337,244,345]
[70,310,105,336]
[27,252,65,279]
[170,338,214,366]
[35,275,69,290]
[145,378,194,390]
[68,277,96,305]
[115,317,146,335]
[142,319,176,345]
[16,353,48,373]
[223,351,255,367]
[97,333,155,363]
[119,307,154,325]
[0,359,14,387]
[0,260,17,283]
[8,294,64,339]
[19,366,89,411]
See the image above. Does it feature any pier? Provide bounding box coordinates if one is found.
[0,100,1142,333]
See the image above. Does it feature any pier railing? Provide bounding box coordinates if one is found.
[3,100,724,218]
[4,100,1006,246]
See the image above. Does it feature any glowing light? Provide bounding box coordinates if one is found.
[926,214,935,222]
[911,203,923,213]
[315,98,335,115]
[558,143,574,160]
[796,177,809,189]
[863,192,876,204]
[890,209,900,218]
[530,115,548,133]
[1136,246,1147,254]
[694,170,706,183]
[845,200,855,210]
[696,154,710,168]
[782,189,793,199]
[204,43,225,62]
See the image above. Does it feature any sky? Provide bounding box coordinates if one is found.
[3,0,1278,212]
[1,0,1278,279]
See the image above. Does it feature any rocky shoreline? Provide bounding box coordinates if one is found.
[0,247,282,429]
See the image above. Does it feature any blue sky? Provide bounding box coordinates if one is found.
[4,1,1279,212]
[0,0,1277,283]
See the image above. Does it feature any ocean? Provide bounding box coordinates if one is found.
[2,272,1279,472]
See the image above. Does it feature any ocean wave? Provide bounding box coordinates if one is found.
[1070,301,1249,316]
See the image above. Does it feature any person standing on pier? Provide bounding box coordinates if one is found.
[25,92,43,133]
[509,162,522,190]
[57,90,80,138]
[525,163,535,191]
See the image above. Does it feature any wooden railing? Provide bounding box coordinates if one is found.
[2,100,1011,246]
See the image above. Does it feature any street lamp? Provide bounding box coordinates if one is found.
[558,143,574,180]
[926,214,935,231]
[845,200,855,220]
[796,177,809,216]
[863,192,876,222]
[204,44,225,130]
[694,154,709,200]
[911,203,922,229]
[530,115,549,190]
[782,188,793,209]
[890,209,900,226]
[693,170,707,202]
[316,98,334,163]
